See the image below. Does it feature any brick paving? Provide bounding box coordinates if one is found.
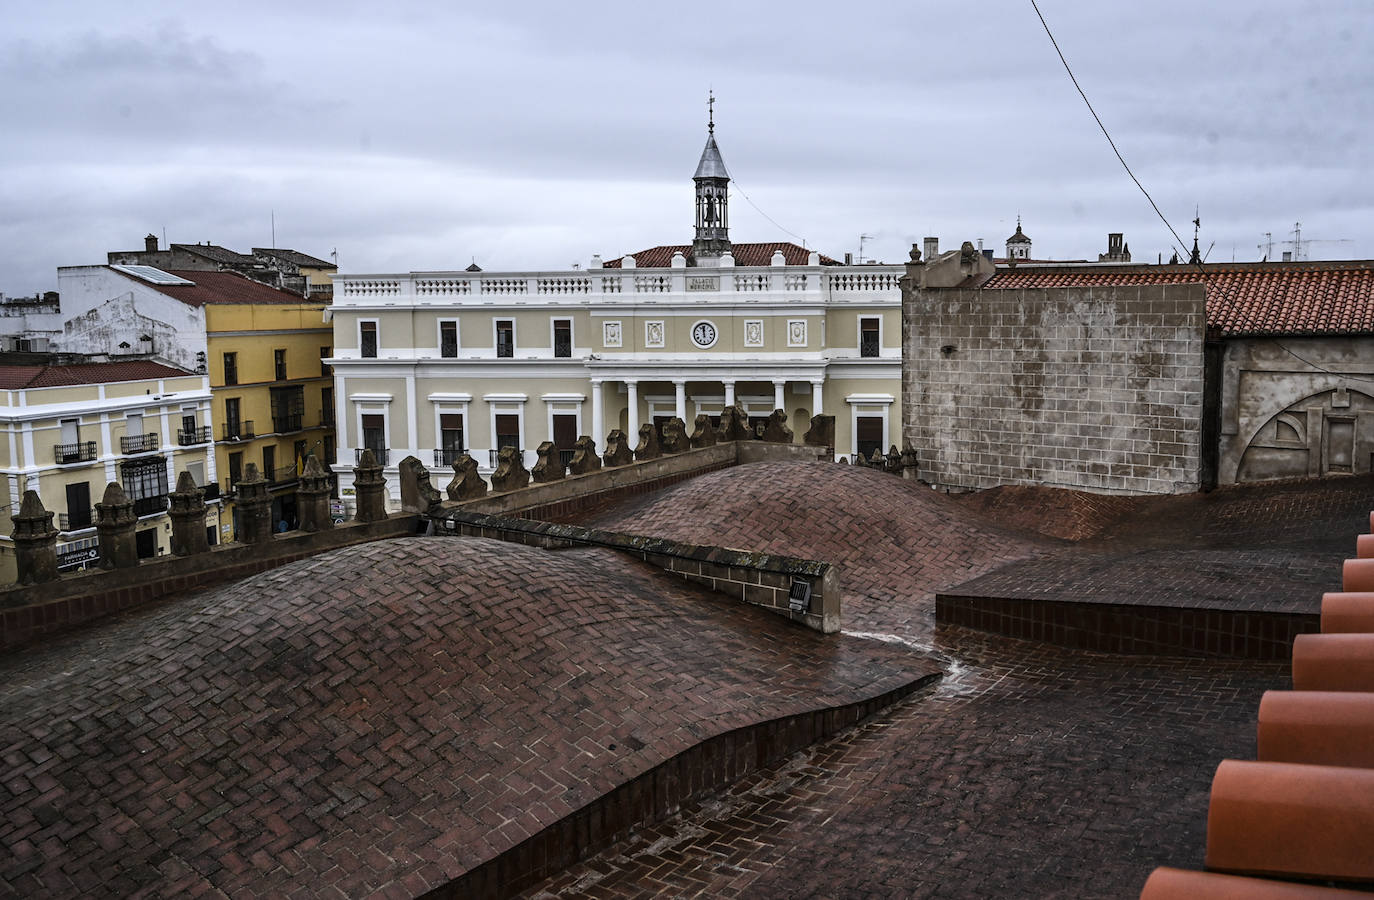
[0,537,935,898]
[519,463,1361,898]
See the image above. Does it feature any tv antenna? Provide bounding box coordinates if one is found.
[857,233,874,264]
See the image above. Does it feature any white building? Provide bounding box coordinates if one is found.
[328,115,905,504]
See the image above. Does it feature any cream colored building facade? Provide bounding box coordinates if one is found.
[0,361,215,582]
[328,122,903,506]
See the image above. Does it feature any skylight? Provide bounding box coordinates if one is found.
[110,264,195,286]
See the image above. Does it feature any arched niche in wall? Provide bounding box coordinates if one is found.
[1237,385,1374,482]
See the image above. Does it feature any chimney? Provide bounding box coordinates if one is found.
[924,236,939,260]
[144,233,158,253]
[1282,251,1293,263]
[844,252,853,265]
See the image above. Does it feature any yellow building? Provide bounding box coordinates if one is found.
[53,265,336,540]
[0,360,214,582]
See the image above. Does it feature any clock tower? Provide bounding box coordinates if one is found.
[691,92,732,266]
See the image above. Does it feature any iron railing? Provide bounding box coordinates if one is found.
[132,494,168,517]
[860,337,881,358]
[54,441,97,464]
[59,509,94,531]
[559,448,576,468]
[120,433,160,454]
[222,420,255,441]
[355,447,389,465]
[272,413,303,434]
[178,426,212,445]
[434,448,465,467]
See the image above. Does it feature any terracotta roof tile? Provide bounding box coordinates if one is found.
[603,242,840,268]
[983,260,1374,337]
[0,360,190,389]
[110,267,317,306]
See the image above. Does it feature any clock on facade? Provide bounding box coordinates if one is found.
[691,320,718,348]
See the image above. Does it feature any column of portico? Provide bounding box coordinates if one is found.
[673,380,687,422]
[626,380,639,438]
[772,379,786,411]
[723,380,735,407]
[811,379,824,414]
[591,378,605,443]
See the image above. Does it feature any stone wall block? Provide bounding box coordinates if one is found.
[603,430,633,467]
[11,490,58,585]
[761,410,793,443]
[634,423,662,461]
[569,436,602,475]
[446,453,489,500]
[803,414,835,450]
[716,404,753,442]
[398,456,443,513]
[660,417,689,454]
[532,442,566,483]
[490,446,531,492]
[689,414,717,448]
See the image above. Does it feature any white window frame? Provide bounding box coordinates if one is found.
[644,320,666,348]
[351,393,393,459]
[494,318,516,358]
[603,320,623,348]
[430,394,471,456]
[787,319,808,348]
[437,318,460,358]
[845,394,894,460]
[358,318,380,359]
[484,393,528,466]
[551,317,574,358]
[858,313,883,356]
[542,393,585,444]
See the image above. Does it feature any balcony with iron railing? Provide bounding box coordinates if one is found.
[860,337,881,358]
[58,508,95,531]
[54,441,97,464]
[560,448,576,469]
[222,420,255,441]
[488,447,524,468]
[178,425,212,445]
[433,448,466,468]
[132,494,168,517]
[120,433,160,454]
[355,447,389,466]
[272,413,303,434]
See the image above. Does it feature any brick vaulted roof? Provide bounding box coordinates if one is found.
[110,267,314,307]
[0,537,927,897]
[982,260,1374,338]
[0,360,189,389]
[602,242,841,268]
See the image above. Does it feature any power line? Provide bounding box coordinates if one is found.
[726,166,809,248]
[1030,0,1190,262]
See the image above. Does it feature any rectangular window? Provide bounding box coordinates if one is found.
[228,451,243,487]
[274,349,287,381]
[494,413,520,452]
[223,352,238,386]
[262,445,276,483]
[270,385,305,433]
[360,322,378,358]
[856,415,883,460]
[439,413,465,466]
[65,482,92,530]
[496,320,514,358]
[553,319,572,358]
[121,456,169,517]
[321,386,334,427]
[61,418,79,445]
[860,318,881,358]
[320,346,331,377]
[361,414,386,452]
[225,398,242,439]
[440,321,459,358]
[323,435,336,469]
[552,413,578,468]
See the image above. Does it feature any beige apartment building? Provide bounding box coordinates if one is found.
[328,119,904,507]
[0,359,215,581]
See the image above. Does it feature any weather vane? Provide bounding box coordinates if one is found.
[708,89,715,135]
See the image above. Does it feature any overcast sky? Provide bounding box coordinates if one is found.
[1,1,1370,294]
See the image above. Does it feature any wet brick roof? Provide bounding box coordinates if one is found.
[0,537,931,898]
[0,360,191,389]
[983,260,1374,337]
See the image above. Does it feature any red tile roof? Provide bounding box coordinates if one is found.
[982,261,1374,337]
[603,242,840,268]
[109,267,315,306]
[0,360,190,389]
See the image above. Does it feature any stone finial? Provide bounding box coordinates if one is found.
[803,414,835,450]
[885,445,902,474]
[603,429,633,467]
[761,409,794,443]
[168,470,209,556]
[852,451,868,468]
[869,448,886,468]
[634,422,661,461]
[446,452,488,500]
[689,414,717,448]
[12,490,59,585]
[490,446,530,492]
[659,417,689,454]
[297,454,334,532]
[532,441,566,483]
[716,403,753,442]
[96,482,138,569]
[900,445,920,481]
[398,456,443,513]
[836,455,849,464]
[569,436,602,475]
[353,451,388,523]
[909,244,922,263]
[236,463,275,541]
